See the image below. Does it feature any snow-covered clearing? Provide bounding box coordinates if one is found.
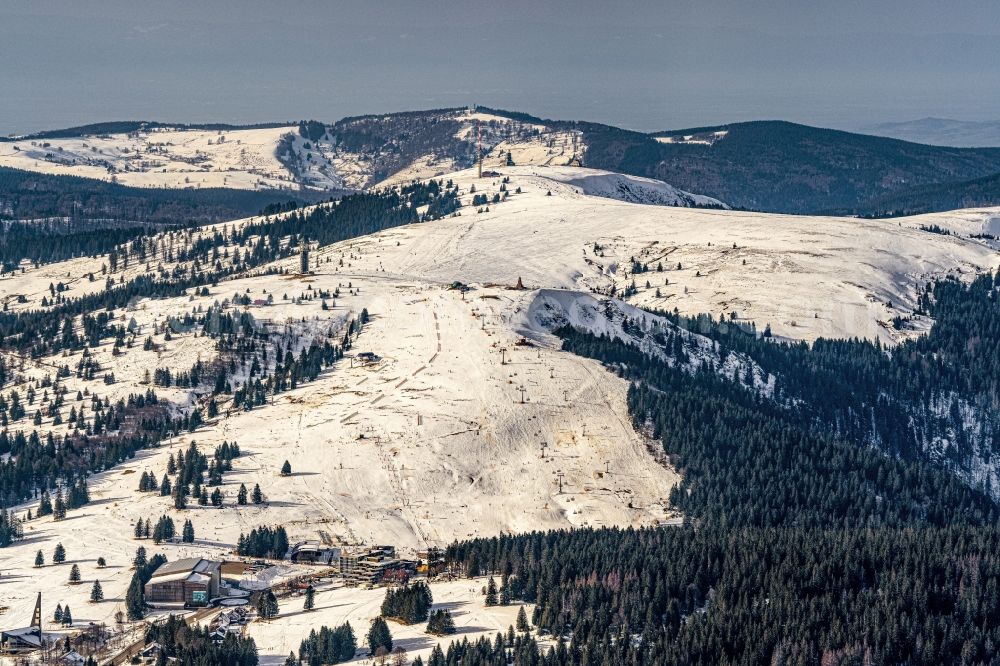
[654,130,729,145]
[248,577,532,665]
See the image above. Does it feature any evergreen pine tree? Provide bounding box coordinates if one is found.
[367,617,393,654]
[257,589,279,620]
[53,542,66,563]
[237,483,248,505]
[281,460,292,476]
[38,491,52,517]
[485,577,498,606]
[61,605,72,626]
[426,609,456,636]
[126,575,145,621]
[53,491,67,520]
[34,549,44,567]
[90,579,104,602]
[173,480,187,510]
[516,606,529,632]
[69,563,81,584]
[304,584,315,611]
[251,483,263,504]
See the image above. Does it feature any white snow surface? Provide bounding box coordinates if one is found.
[654,130,729,145]
[501,165,726,208]
[0,126,332,191]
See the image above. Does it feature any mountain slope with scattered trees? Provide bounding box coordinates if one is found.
[0,166,326,269]
[559,271,1000,520]
[435,270,1000,664]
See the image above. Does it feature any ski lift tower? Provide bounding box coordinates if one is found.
[476,117,483,178]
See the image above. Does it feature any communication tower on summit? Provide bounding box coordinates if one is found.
[299,240,310,274]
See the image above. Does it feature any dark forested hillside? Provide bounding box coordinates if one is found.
[0,166,321,224]
[846,170,1000,217]
[593,121,1000,213]
[443,527,1000,666]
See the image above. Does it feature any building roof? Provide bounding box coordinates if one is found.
[149,558,220,579]
[1,627,44,648]
[63,650,86,664]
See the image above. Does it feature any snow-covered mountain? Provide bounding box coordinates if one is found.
[0,111,727,209]
[2,162,1000,662]
[0,109,591,194]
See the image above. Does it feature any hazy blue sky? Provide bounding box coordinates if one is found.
[2,0,999,134]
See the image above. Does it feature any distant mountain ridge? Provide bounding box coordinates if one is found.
[596,119,1000,214]
[319,110,1000,214]
[5,109,1000,215]
[862,118,1000,148]
[0,120,292,142]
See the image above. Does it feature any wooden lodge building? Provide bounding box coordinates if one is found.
[144,558,221,607]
